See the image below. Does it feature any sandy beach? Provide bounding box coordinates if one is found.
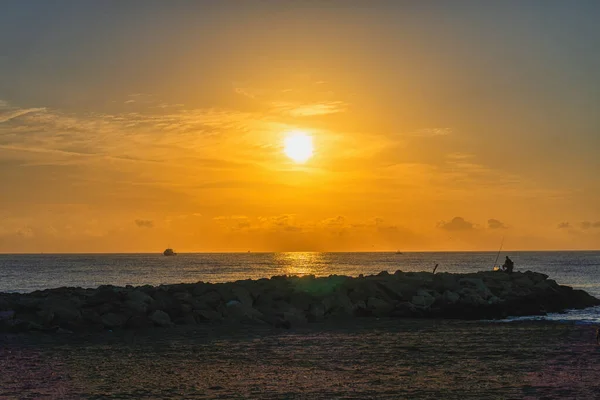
[2,319,599,399]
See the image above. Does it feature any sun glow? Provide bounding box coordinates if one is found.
[284,131,314,163]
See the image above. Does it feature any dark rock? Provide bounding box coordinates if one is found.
[41,300,82,324]
[150,310,172,327]
[81,309,103,328]
[281,307,308,326]
[101,312,128,329]
[307,303,325,321]
[194,309,222,322]
[231,285,253,307]
[391,301,418,317]
[367,297,394,317]
[172,291,193,303]
[1,270,599,333]
[196,291,222,307]
[0,310,15,320]
[126,314,151,329]
[411,290,436,309]
[224,300,263,322]
[322,293,353,316]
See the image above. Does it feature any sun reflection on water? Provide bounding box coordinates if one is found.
[274,252,326,276]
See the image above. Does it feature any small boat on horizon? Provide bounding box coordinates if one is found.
[395,250,403,255]
[163,248,177,256]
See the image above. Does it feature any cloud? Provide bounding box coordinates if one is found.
[257,215,302,232]
[581,221,600,230]
[0,107,46,123]
[0,98,286,171]
[409,128,453,137]
[438,217,475,231]
[557,222,570,229]
[213,216,253,232]
[270,101,347,117]
[488,219,507,229]
[16,227,35,238]
[134,219,154,228]
[234,86,261,100]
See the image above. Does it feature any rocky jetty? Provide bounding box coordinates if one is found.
[1,271,598,333]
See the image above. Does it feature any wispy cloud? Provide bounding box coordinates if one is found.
[0,99,284,169]
[233,85,262,100]
[270,101,347,117]
[409,128,452,137]
[0,106,46,123]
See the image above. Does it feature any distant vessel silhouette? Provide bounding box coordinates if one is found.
[396,250,403,255]
[163,248,177,256]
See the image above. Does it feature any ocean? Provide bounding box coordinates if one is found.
[1,251,599,323]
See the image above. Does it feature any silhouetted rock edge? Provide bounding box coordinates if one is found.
[1,270,598,333]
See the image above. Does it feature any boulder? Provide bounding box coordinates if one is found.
[307,303,325,322]
[367,297,394,317]
[124,300,148,314]
[224,300,263,322]
[0,310,15,321]
[281,307,308,326]
[391,301,418,317]
[194,309,223,322]
[322,293,353,316]
[231,285,254,308]
[41,301,81,323]
[172,291,193,303]
[411,290,436,308]
[15,297,44,310]
[180,303,193,315]
[175,313,198,325]
[127,290,153,305]
[81,309,102,325]
[442,290,460,305]
[289,292,314,311]
[458,289,487,306]
[196,291,222,307]
[101,312,128,328]
[149,310,172,327]
[86,287,124,307]
[36,308,55,325]
[352,300,369,317]
[126,314,151,329]
[458,278,493,300]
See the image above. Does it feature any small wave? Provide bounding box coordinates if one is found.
[498,306,600,324]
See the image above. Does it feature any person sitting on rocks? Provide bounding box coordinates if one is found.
[501,256,514,274]
[596,327,600,345]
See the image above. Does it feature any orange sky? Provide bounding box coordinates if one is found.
[1,2,599,252]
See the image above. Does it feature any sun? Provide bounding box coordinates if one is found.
[284,131,314,163]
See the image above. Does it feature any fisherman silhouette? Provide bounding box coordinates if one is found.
[501,256,514,274]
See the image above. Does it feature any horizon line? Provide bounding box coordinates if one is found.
[1,249,599,255]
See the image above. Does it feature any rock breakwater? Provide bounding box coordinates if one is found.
[1,270,598,333]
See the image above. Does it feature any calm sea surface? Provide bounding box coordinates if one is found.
[1,251,599,322]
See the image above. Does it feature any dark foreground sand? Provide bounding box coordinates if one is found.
[1,319,599,399]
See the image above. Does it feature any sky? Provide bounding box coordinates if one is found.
[1,0,599,252]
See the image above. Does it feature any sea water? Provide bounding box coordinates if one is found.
[1,251,599,322]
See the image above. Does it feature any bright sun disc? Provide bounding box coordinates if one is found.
[284,131,313,163]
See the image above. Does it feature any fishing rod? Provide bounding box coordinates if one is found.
[492,237,505,270]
